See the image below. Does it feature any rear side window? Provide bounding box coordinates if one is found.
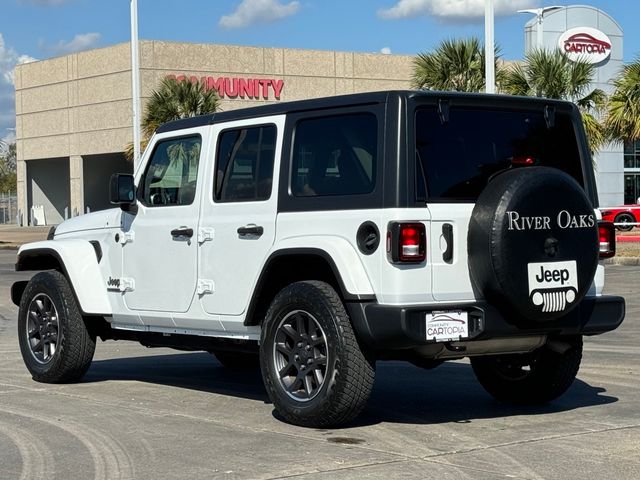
[415,107,584,201]
[215,125,277,202]
[291,113,377,197]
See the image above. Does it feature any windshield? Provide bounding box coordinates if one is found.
[415,106,585,202]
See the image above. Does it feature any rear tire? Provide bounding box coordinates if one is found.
[260,281,375,428]
[18,271,96,383]
[614,212,635,231]
[471,336,582,404]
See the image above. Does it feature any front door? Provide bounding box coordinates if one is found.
[122,132,204,313]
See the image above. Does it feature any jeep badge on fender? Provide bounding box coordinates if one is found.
[11,91,625,428]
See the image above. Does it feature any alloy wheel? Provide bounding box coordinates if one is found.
[272,310,329,402]
[26,293,60,364]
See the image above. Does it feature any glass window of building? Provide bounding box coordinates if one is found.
[623,140,640,204]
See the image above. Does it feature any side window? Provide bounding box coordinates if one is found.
[140,135,201,206]
[214,125,277,202]
[291,113,377,197]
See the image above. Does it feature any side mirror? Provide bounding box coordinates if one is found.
[109,174,136,209]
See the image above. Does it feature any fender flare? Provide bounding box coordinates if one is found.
[244,237,377,325]
[266,236,376,297]
[15,240,112,315]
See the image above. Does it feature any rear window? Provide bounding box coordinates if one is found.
[415,107,585,201]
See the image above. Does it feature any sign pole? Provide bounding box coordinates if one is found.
[484,0,495,94]
[130,0,141,170]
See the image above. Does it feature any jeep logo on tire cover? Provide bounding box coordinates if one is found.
[527,261,578,313]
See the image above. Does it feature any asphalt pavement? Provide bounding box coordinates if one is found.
[0,250,638,479]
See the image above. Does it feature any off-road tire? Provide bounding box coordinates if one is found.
[260,281,375,428]
[471,336,582,404]
[18,271,96,383]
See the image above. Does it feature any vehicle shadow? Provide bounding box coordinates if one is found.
[85,352,618,426]
[85,351,268,402]
[355,360,618,427]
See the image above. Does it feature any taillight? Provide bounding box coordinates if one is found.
[511,156,536,166]
[598,221,615,258]
[388,222,426,263]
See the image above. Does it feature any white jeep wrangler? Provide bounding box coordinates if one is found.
[12,91,625,427]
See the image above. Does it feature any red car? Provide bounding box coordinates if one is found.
[600,205,640,231]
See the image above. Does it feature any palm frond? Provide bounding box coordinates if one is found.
[582,112,606,153]
[412,37,501,93]
[501,63,531,96]
[124,76,221,161]
[604,59,640,143]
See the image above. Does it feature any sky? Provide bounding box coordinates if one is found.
[1,0,639,143]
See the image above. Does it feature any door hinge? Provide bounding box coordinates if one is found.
[119,277,135,292]
[118,231,135,245]
[198,228,214,244]
[197,279,215,295]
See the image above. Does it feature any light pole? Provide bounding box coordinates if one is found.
[130,0,142,170]
[518,6,563,50]
[484,0,495,93]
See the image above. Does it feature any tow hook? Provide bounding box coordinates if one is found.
[444,343,467,353]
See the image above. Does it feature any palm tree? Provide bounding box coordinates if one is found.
[125,76,220,161]
[412,37,504,92]
[605,58,640,144]
[502,48,606,153]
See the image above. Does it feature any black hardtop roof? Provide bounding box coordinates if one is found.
[155,90,576,134]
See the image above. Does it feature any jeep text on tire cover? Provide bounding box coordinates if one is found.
[12,91,625,428]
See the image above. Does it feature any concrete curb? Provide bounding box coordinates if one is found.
[604,256,640,266]
[617,236,640,243]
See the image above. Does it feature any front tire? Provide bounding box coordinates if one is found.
[471,336,582,405]
[260,281,374,428]
[18,271,96,383]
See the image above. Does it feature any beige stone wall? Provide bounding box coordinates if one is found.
[14,40,414,223]
[15,40,413,161]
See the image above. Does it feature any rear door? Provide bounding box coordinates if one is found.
[414,101,588,301]
[198,115,284,317]
[414,106,475,301]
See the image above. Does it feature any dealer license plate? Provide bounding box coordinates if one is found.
[425,311,469,342]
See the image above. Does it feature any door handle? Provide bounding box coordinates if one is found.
[237,224,264,237]
[171,227,194,238]
[442,223,453,263]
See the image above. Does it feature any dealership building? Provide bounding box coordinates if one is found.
[13,4,634,225]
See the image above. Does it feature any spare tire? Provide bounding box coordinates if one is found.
[468,167,598,323]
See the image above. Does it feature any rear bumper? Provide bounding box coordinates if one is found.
[347,295,625,350]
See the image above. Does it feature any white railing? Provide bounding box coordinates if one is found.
[612,222,640,228]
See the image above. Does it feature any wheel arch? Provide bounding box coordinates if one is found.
[244,248,375,327]
[14,241,111,315]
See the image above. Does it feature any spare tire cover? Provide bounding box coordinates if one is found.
[468,166,598,323]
